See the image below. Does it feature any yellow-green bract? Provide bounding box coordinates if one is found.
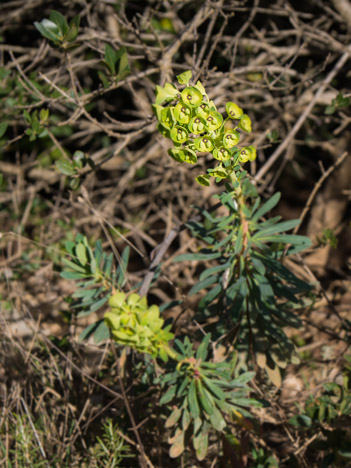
[104,291,174,361]
[153,70,257,183]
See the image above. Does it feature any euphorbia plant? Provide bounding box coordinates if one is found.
[61,70,313,462]
[153,70,312,386]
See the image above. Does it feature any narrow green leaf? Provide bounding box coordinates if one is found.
[289,414,312,427]
[34,21,60,42]
[105,44,117,75]
[50,10,68,35]
[0,122,8,138]
[98,71,110,88]
[174,251,221,262]
[103,252,113,277]
[76,243,88,266]
[117,47,130,80]
[73,288,99,301]
[93,320,110,343]
[78,322,98,342]
[94,240,103,266]
[117,246,130,287]
[195,430,208,461]
[56,159,75,176]
[209,406,226,431]
[86,296,108,314]
[188,379,200,419]
[62,258,86,273]
[169,429,184,458]
[203,378,226,400]
[197,379,214,415]
[189,275,217,296]
[177,375,190,398]
[251,192,281,222]
[234,225,243,254]
[182,407,191,430]
[196,334,210,361]
[60,270,85,280]
[199,263,228,281]
[165,407,182,428]
[198,284,222,309]
[254,219,300,237]
[160,386,176,405]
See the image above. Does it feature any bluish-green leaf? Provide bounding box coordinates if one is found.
[62,257,86,273]
[199,263,228,281]
[104,43,118,75]
[203,378,226,400]
[174,251,221,262]
[79,322,99,342]
[87,296,108,313]
[60,270,85,280]
[189,275,218,296]
[49,10,68,35]
[198,284,222,309]
[103,252,114,277]
[160,385,176,405]
[56,159,75,176]
[72,288,99,300]
[188,380,200,419]
[251,192,281,223]
[76,243,88,266]
[93,320,110,343]
[34,20,60,42]
[0,122,8,138]
[196,334,211,361]
[254,219,300,237]
[117,246,130,287]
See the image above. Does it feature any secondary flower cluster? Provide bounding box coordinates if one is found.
[104,291,174,361]
[153,70,256,185]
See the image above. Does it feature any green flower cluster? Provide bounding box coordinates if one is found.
[153,70,256,186]
[104,291,174,361]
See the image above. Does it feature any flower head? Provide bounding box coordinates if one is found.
[205,111,223,131]
[213,147,231,161]
[174,102,192,124]
[194,135,214,152]
[226,102,243,119]
[223,130,240,149]
[238,145,256,162]
[195,102,210,118]
[181,86,203,108]
[170,125,188,143]
[239,114,252,133]
[188,116,206,135]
